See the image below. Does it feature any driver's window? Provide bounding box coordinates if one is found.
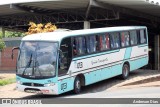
[58,37,72,76]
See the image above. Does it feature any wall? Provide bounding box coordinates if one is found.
[0,47,18,70]
[0,37,21,71]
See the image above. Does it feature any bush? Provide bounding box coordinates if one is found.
[0,39,5,51]
[0,78,16,86]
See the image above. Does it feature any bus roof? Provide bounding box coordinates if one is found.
[22,26,147,42]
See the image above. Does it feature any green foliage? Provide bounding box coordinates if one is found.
[0,78,16,86]
[0,32,3,39]
[4,31,25,38]
[0,31,25,39]
[0,39,5,51]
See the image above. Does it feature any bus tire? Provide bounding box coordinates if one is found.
[121,64,130,80]
[74,76,81,94]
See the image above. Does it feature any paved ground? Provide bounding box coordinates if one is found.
[0,69,160,98]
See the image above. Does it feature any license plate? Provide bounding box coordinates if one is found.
[25,90,42,93]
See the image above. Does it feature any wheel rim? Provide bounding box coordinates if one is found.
[76,80,80,90]
[124,66,128,77]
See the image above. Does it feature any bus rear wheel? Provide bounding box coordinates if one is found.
[74,76,81,94]
[121,64,130,80]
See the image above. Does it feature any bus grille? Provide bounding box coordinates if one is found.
[23,83,44,87]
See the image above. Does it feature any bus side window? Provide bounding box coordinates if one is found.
[96,35,100,51]
[73,36,87,56]
[73,38,77,56]
[121,31,130,47]
[99,35,103,51]
[86,35,96,53]
[106,34,110,50]
[110,32,120,49]
[99,33,110,51]
[130,30,138,45]
[139,29,147,44]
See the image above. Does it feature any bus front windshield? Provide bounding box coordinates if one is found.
[17,41,58,78]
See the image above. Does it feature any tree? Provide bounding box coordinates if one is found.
[0,39,5,51]
[25,22,57,35]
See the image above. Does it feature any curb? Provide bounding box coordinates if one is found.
[122,75,160,86]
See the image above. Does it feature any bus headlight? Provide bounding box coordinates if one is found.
[44,83,55,87]
[17,81,22,85]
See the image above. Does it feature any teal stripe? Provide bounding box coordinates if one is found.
[124,47,132,59]
[138,44,148,47]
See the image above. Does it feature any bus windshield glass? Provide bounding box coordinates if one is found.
[17,41,58,78]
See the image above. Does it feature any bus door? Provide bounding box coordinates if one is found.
[58,37,72,76]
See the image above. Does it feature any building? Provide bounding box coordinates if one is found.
[0,0,160,70]
[0,38,21,70]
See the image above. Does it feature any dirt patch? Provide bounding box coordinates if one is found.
[0,76,5,79]
[0,73,16,80]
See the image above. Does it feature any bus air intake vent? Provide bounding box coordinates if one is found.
[23,82,44,87]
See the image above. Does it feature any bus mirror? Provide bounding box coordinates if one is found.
[11,47,19,60]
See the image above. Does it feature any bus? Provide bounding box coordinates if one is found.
[13,26,148,95]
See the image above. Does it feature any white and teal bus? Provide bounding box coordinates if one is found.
[13,26,148,94]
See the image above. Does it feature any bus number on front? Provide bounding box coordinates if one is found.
[77,62,83,68]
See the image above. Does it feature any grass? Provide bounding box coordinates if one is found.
[0,78,16,86]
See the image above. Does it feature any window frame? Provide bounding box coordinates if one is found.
[139,29,147,44]
[97,33,111,51]
[120,31,131,48]
[85,35,97,54]
[109,32,121,49]
[71,28,147,58]
[129,30,138,46]
[72,36,87,57]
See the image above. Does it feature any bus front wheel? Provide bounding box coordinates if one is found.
[121,64,130,80]
[74,76,81,94]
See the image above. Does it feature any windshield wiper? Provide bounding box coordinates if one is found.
[22,54,33,76]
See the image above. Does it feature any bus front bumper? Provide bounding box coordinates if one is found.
[16,84,59,95]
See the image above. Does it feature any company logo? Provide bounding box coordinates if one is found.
[2,99,11,104]
[1,99,42,104]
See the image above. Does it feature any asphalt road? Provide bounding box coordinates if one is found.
[66,86,160,98]
[1,87,160,107]
[1,70,160,107]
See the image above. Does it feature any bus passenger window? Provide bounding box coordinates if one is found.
[106,34,110,49]
[86,35,96,53]
[74,36,87,56]
[73,39,77,56]
[110,32,120,49]
[121,32,130,47]
[140,30,146,44]
[99,34,110,51]
[130,30,138,45]
[96,35,100,51]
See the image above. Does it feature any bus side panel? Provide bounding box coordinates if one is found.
[57,77,75,94]
[130,56,148,71]
[84,64,122,86]
[130,45,148,71]
[69,49,125,86]
[124,47,132,60]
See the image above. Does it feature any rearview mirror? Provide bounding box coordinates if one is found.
[11,47,19,60]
